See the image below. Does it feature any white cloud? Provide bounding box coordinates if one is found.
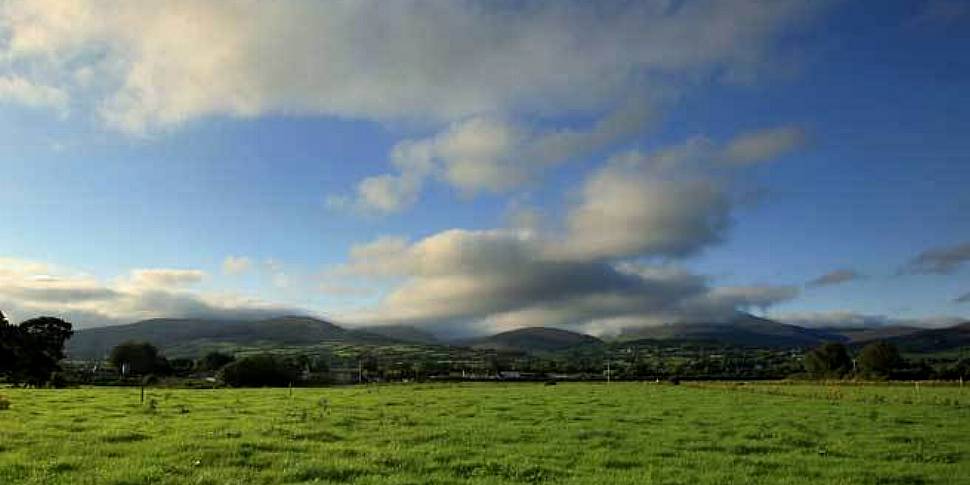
[333,127,812,335]
[0,1,823,134]
[262,259,290,289]
[127,268,205,288]
[556,127,806,261]
[346,100,654,213]
[222,256,252,276]
[0,258,290,328]
[557,147,730,261]
[0,76,68,114]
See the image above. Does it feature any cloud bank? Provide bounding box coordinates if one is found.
[0,258,294,328]
[777,310,965,330]
[335,129,807,336]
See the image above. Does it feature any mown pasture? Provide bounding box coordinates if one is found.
[0,382,968,484]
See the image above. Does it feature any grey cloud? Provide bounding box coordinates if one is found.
[722,125,807,165]
[336,128,812,335]
[776,311,965,329]
[901,241,970,275]
[2,285,122,303]
[807,269,862,287]
[955,292,970,304]
[339,229,798,337]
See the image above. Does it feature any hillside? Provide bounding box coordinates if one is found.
[357,325,440,345]
[464,327,603,353]
[618,314,844,348]
[67,315,394,359]
[884,322,970,353]
[820,326,923,343]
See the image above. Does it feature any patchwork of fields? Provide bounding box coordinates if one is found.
[1,382,968,484]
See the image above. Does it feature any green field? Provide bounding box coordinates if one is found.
[1,383,968,484]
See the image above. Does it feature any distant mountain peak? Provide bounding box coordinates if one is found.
[464,326,603,353]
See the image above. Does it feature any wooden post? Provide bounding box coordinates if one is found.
[140,385,145,404]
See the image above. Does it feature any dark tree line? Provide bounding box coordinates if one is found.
[107,341,238,378]
[803,340,909,379]
[0,310,74,386]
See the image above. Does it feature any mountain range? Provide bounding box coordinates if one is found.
[65,313,969,359]
[67,316,392,359]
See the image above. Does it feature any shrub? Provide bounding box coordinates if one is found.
[0,395,9,410]
[218,354,300,387]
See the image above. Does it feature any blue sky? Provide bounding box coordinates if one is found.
[0,0,967,334]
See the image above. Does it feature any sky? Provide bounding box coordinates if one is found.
[0,0,968,336]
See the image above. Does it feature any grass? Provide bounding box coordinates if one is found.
[0,382,968,484]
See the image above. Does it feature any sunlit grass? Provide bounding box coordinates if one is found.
[1,382,968,484]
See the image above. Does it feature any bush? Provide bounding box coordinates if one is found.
[217,354,300,387]
[0,395,9,410]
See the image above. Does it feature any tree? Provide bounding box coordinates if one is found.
[804,342,853,379]
[0,314,74,385]
[16,317,74,385]
[0,310,19,379]
[109,341,164,376]
[217,354,299,387]
[19,317,74,363]
[196,351,235,372]
[857,340,903,379]
[168,358,195,376]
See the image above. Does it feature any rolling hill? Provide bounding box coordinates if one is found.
[66,315,395,359]
[463,327,603,353]
[357,325,440,345]
[820,325,923,344]
[883,322,970,353]
[618,313,845,348]
[65,313,970,361]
